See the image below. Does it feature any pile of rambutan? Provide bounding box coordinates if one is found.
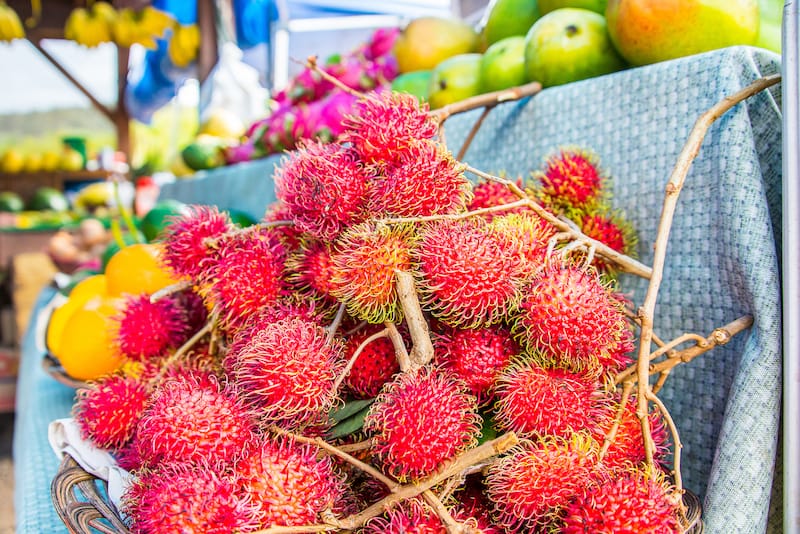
[66,89,701,534]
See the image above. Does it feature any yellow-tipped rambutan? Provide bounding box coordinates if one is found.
[286,238,340,312]
[492,211,558,277]
[579,208,638,276]
[535,146,608,215]
[161,204,233,279]
[467,176,527,220]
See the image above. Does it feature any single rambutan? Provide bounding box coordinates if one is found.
[512,261,634,374]
[329,221,417,324]
[491,211,557,276]
[485,434,600,532]
[173,287,210,336]
[451,477,505,534]
[368,138,472,218]
[73,373,150,451]
[467,177,527,220]
[578,209,638,276]
[123,460,263,534]
[286,238,340,310]
[492,355,613,439]
[202,227,288,329]
[341,323,401,399]
[113,293,191,361]
[232,295,328,341]
[237,434,347,529]
[224,316,344,429]
[364,365,481,482]
[131,371,257,468]
[535,146,608,215]
[562,469,682,533]
[342,90,438,166]
[415,218,527,328]
[433,324,519,403]
[362,498,447,533]
[274,140,371,240]
[263,200,304,251]
[161,204,233,279]
[595,394,671,472]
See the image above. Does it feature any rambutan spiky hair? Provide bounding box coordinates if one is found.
[361,498,446,533]
[534,146,609,216]
[113,293,191,361]
[160,204,233,279]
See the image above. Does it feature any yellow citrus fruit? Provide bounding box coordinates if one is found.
[105,243,184,296]
[46,274,109,356]
[69,273,108,301]
[57,296,125,381]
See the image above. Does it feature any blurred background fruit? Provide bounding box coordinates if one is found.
[393,16,480,73]
[479,35,528,92]
[428,53,484,109]
[480,0,541,46]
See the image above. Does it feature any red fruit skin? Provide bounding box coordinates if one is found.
[362,498,447,534]
[341,323,401,399]
[536,147,608,214]
[342,90,438,166]
[562,469,682,534]
[485,434,601,532]
[131,371,258,469]
[579,209,638,276]
[368,138,471,218]
[73,374,150,451]
[433,324,519,404]
[114,293,190,361]
[161,204,233,279]
[123,460,263,534]
[467,178,528,220]
[286,238,340,309]
[415,218,527,329]
[492,211,557,276]
[224,316,344,429]
[493,357,613,439]
[274,141,370,241]
[364,365,481,482]
[238,435,347,529]
[513,261,634,375]
[329,222,417,324]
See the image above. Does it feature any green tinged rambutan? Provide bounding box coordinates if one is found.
[362,498,447,533]
[113,293,191,361]
[73,373,150,451]
[562,469,682,533]
[224,316,344,429]
[274,140,371,240]
[364,365,481,482]
[579,209,638,276]
[512,261,634,374]
[237,434,348,529]
[433,324,519,404]
[415,218,527,328]
[492,212,557,277]
[535,146,608,215]
[341,323,401,399]
[329,221,417,324]
[342,90,438,166]
[492,355,612,439]
[123,460,263,534]
[485,434,600,532]
[368,138,472,217]
[286,238,340,311]
[161,204,233,279]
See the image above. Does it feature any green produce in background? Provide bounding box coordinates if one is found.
[0,191,24,213]
[479,35,528,92]
[28,187,69,212]
[427,53,484,109]
[139,199,190,241]
[756,0,782,53]
[391,70,433,101]
[481,0,541,46]
[181,136,227,171]
[539,0,607,14]
[393,17,480,73]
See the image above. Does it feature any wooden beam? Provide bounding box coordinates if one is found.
[197,0,218,84]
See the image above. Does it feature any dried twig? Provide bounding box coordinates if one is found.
[149,279,193,303]
[456,105,494,161]
[384,320,411,372]
[395,270,434,369]
[332,328,389,394]
[430,81,542,123]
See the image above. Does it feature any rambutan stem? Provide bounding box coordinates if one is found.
[149,321,212,386]
[394,270,434,369]
[615,331,711,383]
[646,390,684,494]
[149,279,193,303]
[304,55,367,99]
[384,321,411,371]
[634,74,779,470]
[337,438,373,453]
[430,81,542,124]
[599,381,634,461]
[326,302,347,343]
[456,105,494,161]
[421,490,471,534]
[332,327,389,394]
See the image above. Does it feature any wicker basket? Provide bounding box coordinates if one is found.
[41,353,87,389]
[51,451,704,533]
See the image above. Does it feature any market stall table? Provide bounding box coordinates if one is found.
[13,45,784,533]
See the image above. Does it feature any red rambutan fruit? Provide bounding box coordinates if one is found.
[113,293,191,361]
[535,146,608,214]
[491,211,558,278]
[224,316,344,429]
[73,373,150,451]
[202,227,288,329]
[173,287,210,336]
[368,138,472,218]
[433,324,519,404]
[123,460,263,534]
[562,469,682,533]
[237,434,347,529]
[274,140,371,240]
[161,204,233,279]
[286,238,340,310]
[342,90,438,166]
[329,221,417,324]
[467,177,527,220]
[512,261,634,374]
[263,200,305,251]
[451,477,505,534]
[578,209,638,276]
[362,498,447,534]
[131,371,257,468]
[595,394,671,472]
[415,218,527,328]
[492,355,613,439]
[364,365,481,482]
[485,433,600,532]
[341,323,401,399]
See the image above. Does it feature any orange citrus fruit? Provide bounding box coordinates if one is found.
[104,243,184,297]
[46,274,109,356]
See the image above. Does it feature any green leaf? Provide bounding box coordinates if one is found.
[330,398,374,424]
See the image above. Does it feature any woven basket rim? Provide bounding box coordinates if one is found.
[41,352,88,389]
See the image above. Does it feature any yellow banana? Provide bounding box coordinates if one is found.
[67,6,112,48]
[111,8,136,48]
[139,6,173,40]
[0,4,25,41]
[168,23,199,68]
[63,8,88,43]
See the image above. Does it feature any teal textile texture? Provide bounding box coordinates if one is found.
[13,46,783,533]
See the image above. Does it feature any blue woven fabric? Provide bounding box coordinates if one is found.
[13,46,783,533]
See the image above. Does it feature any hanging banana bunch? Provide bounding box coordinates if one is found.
[64,2,115,48]
[167,22,200,68]
[0,2,25,42]
[112,6,173,49]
